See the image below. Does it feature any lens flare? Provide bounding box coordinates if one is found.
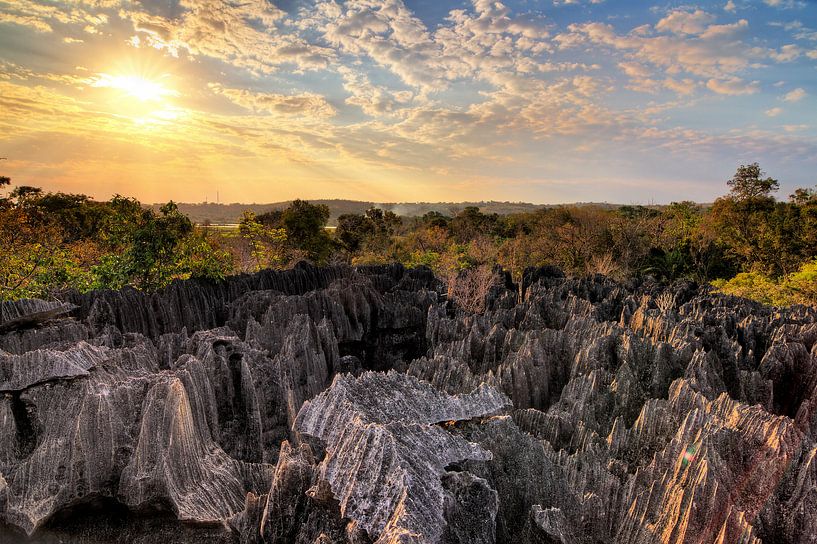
[681,445,698,466]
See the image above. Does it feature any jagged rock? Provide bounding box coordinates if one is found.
[451,416,581,542]
[523,506,578,544]
[118,374,271,523]
[294,371,511,544]
[1,265,816,543]
[440,471,498,544]
[0,300,76,333]
[0,341,105,392]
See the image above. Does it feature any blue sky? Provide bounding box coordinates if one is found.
[0,0,815,203]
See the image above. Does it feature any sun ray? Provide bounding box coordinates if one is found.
[90,73,178,102]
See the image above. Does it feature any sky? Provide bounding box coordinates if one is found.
[0,0,816,204]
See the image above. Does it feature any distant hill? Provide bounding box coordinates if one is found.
[148,199,628,225]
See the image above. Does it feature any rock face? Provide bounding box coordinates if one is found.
[1,263,816,543]
[295,371,509,544]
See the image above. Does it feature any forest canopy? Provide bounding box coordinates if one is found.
[2,164,816,306]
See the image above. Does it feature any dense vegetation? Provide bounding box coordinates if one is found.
[2,163,816,306]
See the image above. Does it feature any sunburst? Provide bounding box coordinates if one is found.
[91,73,178,102]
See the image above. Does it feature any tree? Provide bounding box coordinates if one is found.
[529,206,612,275]
[365,208,401,237]
[0,176,10,207]
[176,229,234,281]
[420,211,450,229]
[280,200,334,263]
[790,187,816,205]
[447,265,500,313]
[93,201,195,290]
[450,206,499,242]
[0,200,65,299]
[727,163,779,200]
[336,213,370,253]
[9,185,43,200]
[256,209,284,228]
[25,192,110,242]
[238,211,288,271]
[131,202,194,289]
[0,183,92,299]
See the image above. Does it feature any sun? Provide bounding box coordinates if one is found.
[88,69,185,126]
[91,73,178,102]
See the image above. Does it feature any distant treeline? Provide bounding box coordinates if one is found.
[148,200,624,226]
[2,163,817,307]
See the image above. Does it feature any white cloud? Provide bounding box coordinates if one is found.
[783,87,807,102]
[559,18,760,82]
[663,78,697,95]
[0,0,111,33]
[209,84,337,119]
[338,66,415,118]
[1,0,815,193]
[769,44,801,62]
[655,9,716,36]
[120,0,335,73]
[763,0,807,8]
[706,77,759,95]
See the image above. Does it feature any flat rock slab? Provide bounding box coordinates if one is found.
[295,371,511,544]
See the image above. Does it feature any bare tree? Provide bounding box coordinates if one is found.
[586,252,621,278]
[447,264,499,313]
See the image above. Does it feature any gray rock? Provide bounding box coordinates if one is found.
[1,266,816,543]
[294,371,511,544]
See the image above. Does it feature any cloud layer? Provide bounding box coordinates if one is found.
[0,0,814,203]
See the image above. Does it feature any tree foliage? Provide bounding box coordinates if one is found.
[3,162,817,309]
[337,207,401,255]
[727,162,779,200]
[0,182,233,299]
[238,211,288,271]
[280,199,334,264]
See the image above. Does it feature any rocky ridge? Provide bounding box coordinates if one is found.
[0,263,815,543]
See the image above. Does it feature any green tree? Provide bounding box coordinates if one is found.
[256,209,284,228]
[529,206,612,275]
[364,208,401,241]
[710,196,778,275]
[450,206,499,243]
[238,211,288,271]
[129,202,194,289]
[337,208,402,255]
[727,163,779,200]
[790,187,816,205]
[25,192,111,242]
[280,199,334,263]
[93,201,195,290]
[0,183,91,299]
[420,211,450,230]
[336,213,370,253]
[709,175,817,278]
[175,230,234,281]
[8,185,43,202]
